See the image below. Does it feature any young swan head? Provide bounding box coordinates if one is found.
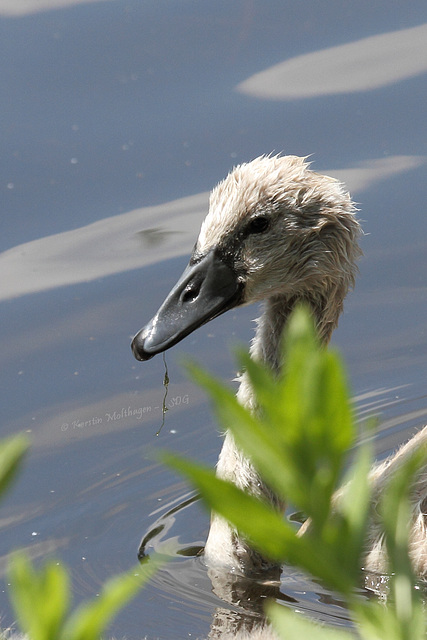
[132,155,361,361]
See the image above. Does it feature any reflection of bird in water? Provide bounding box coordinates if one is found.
[132,154,427,585]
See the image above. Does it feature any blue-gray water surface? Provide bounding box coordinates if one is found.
[1,1,427,638]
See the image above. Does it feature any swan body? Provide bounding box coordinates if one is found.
[132,154,427,577]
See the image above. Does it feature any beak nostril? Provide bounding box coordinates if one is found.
[181,283,199,303]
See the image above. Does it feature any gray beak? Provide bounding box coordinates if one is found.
[131,250,244,361]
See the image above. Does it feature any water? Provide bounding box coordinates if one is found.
[1,1,427,638]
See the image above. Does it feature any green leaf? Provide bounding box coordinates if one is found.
[353,598,425,640]
[267,602,355,640]
[235,348,283,423]
[9,553,70,640]
[164,452,293,562]
[318,442,374,584]
[164,453,359,592]
[185,360,295,505]
[169,305,427,640]
[376,447,427,637]
[0,435,28,500]
[9,552,160,640]
[63,560,159,640]
[338,443,373,534]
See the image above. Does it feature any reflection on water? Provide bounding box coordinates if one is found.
[0,0,111,16]
[1,154,425,302]
[238,23,427,100]
[0,192,208,301]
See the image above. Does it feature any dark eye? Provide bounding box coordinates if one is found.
[247,216,270,234]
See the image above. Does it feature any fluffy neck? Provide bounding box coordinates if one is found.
[204,291,340,573]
